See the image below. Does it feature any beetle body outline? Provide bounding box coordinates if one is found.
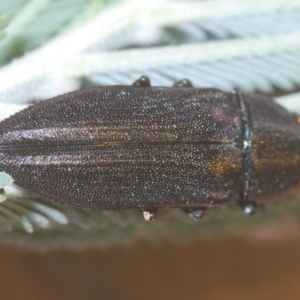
[0,77,299,221]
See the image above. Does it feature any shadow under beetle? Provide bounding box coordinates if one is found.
[0,76,300,221]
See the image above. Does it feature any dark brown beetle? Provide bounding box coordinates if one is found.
[0,76,299,221]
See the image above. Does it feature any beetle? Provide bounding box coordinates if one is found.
[0,76,299,221]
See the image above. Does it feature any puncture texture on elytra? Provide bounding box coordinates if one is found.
[0,76,300,221]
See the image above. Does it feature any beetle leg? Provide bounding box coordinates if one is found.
[183,207,206,221]
[141,208,158,221]
[238,201,257,215]
[173,79,193,87]
[132,76,151,87]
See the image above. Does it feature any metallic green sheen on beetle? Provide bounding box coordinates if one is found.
[0,76,299,221]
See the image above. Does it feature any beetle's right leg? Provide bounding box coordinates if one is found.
[183,207,207,221]
[140,208,158,221]
[238,201,257,215]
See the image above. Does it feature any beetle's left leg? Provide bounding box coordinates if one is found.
[173,79,193,87]
[132,76,151,87]
[183,207,207,221]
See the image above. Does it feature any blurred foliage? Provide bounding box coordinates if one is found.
[0,0,110,65]
[0,8,10,40]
